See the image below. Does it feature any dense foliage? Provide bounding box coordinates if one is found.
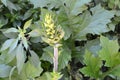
[0,0,120,80]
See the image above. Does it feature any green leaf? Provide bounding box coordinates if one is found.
[4,28,18,33]
[0,16,8,28]
[22,61,43,79]
[41,46,54,64]
[22,37,28,50]
[5,0,18,11]
[30,0,61,9]
[36,72,52,80]
[0,64,12,78]
[80,50,102,79]
[29,50,40,68]
[67,0,91,15]
[57,0,91,39]
[8,38,19,53]
[30,0,47,8]
[28,29,41,37]
[1,0,7,6]
[76,5,115,40]
[0,49,16,64]
[58,45,71,71]
[9,66,16,80]
[16,43,26,74]
[99,36,120,67]
[109,65,120,77]
[23,19,32,30]
[2,29,18,38]
[23,10,33,20]
[36,72,62,80]
[85,38,101,55]
[62,26,72,40]
[0,39,15,51]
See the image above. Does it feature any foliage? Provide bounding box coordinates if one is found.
[0,0,120,80]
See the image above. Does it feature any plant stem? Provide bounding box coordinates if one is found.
[53,44,59,72]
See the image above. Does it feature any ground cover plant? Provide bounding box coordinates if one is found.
[0,0,120,80]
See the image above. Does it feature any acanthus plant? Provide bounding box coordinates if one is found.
[40,10,64,79]
[0,0,120,80]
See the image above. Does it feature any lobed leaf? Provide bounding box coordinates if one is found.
[80,50,102,79]
[99,36,120,67]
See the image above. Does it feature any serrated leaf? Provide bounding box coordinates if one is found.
[57,0,90,40]
[23,61,43,79]
[109,65,120,77]
[62,26,72,40]
[99,36,120,67]
[0,64,12,78]
[64,0,91,15]
[0,39,15,51]
[23,19,32,30]
[41,46,54,64]
[80,50,102,78]
[69,0,91,15]
[76,5,115,40]
[58,46,71,71]
[16,43,26,74]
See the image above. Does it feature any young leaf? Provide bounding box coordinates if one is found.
[22,37,28,50]
[16,43,26,74]
[23,19,32,30]
[80,50,102,79]
[99,36,120,67]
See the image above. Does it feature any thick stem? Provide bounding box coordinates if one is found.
[53,44,59,72]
